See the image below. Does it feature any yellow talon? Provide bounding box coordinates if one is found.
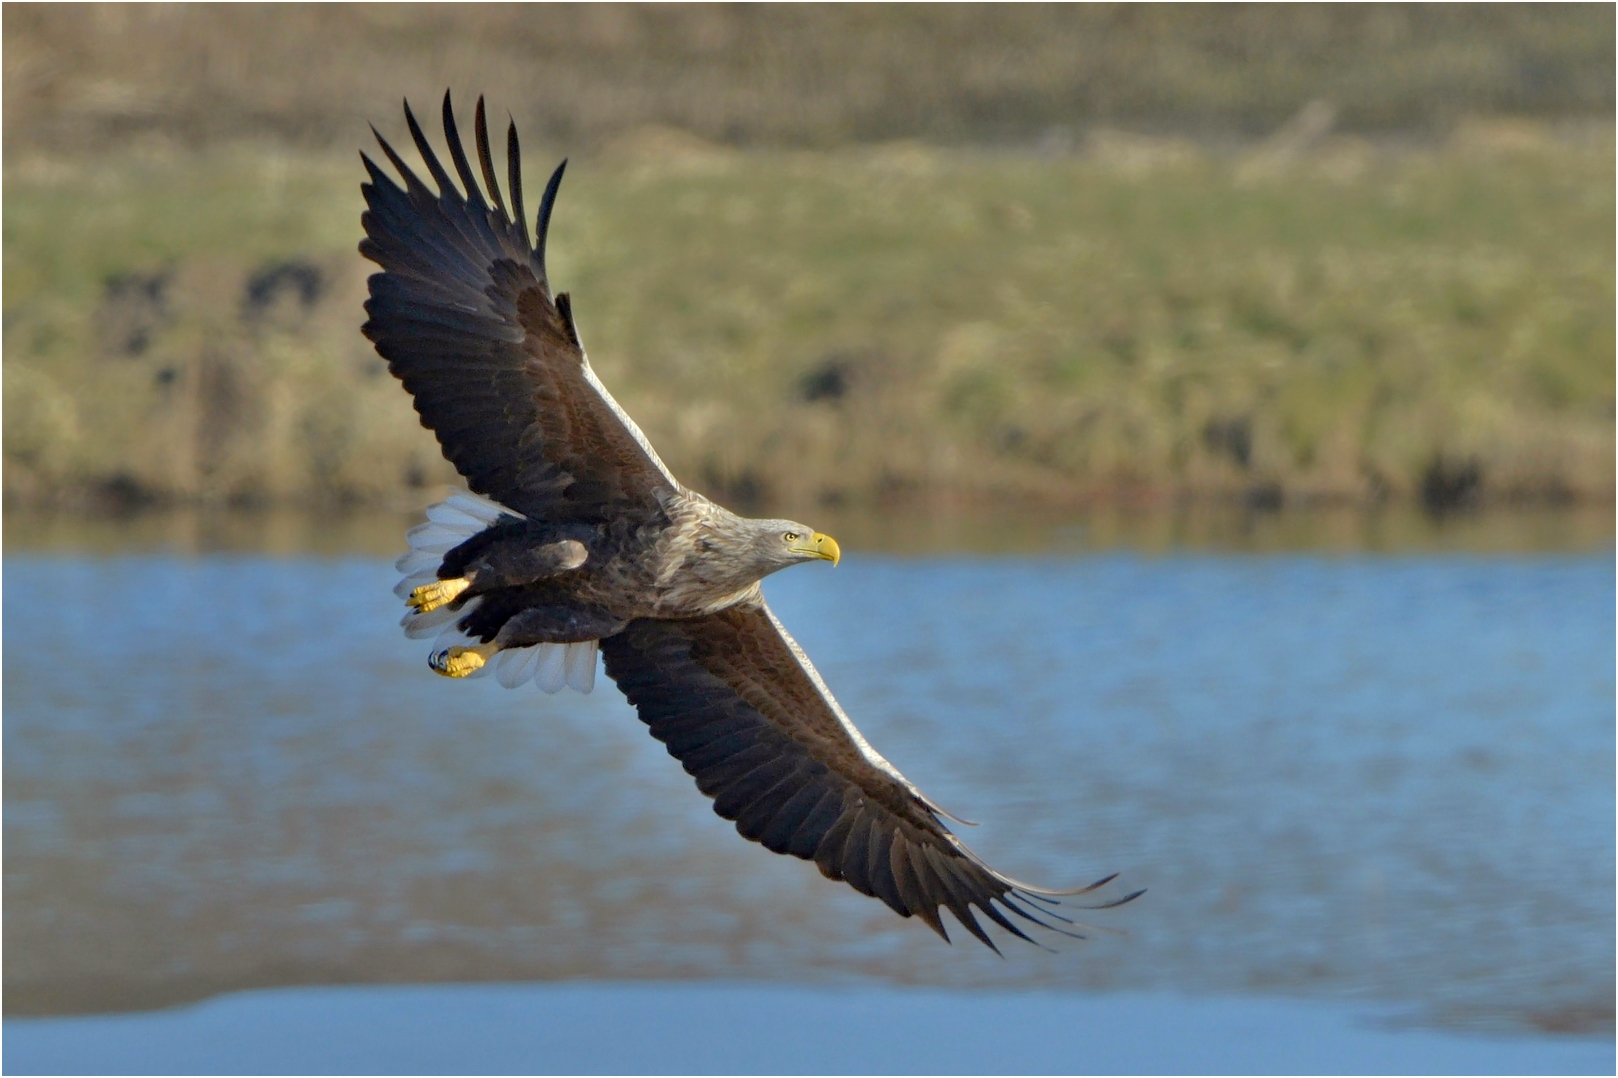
[409,577,471,613]
[430,642,497,678]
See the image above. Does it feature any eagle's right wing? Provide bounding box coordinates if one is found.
[360,92,677,523]
[601,598,1141,949]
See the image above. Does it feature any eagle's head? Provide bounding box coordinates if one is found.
[733,517,841,579]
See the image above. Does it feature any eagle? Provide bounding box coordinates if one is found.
[359,92,1140,950]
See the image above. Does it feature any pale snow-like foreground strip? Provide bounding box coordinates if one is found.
[5,983,1610,1076]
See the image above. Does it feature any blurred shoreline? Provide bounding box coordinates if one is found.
[5,501,1611,558]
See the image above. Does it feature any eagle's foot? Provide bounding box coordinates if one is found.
[409,577,471,613]
[429,642,497,678]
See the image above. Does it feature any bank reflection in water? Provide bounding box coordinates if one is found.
[3,521,1612,1036]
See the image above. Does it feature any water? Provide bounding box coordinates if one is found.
[3,517,1613,1069]
[8,984,1613,1076]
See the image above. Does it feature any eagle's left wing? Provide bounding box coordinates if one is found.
[360,93,678,524]
[600,599,1139,949]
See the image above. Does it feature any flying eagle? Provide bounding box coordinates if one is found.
[359,93,1140,950]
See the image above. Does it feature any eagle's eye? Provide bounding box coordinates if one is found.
[783,531,799,542]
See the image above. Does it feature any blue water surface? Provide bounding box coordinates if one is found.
[4,550,1612,1070]
[6,982,1613,1075]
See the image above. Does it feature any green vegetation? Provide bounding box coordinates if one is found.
[5,128,1612,511]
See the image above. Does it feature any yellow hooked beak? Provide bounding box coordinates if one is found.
[790,531,841,565]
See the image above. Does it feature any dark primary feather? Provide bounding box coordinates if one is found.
[601,601,1140,949]
[439,95,483,211]
[359,91,674,523]
[473,98,507,218]
[507,116,527,249]
[534,160,567,282]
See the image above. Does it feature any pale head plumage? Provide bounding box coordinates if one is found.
[739,516,842,577]
[673,507,841,603]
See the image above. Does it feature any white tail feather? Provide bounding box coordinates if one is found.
[514,646,544,686]
[395,550,439,576]
[445,490,518,522]
[535,644,569,693]
[426,504,485,529]
[393,573,436,600]
[432,614,473,646]
[401,597,478,639]
[404,534,461,556]
[396,489,515,646]
[496,646,537,688]
[398,491,603,695]
[564,640,598,693]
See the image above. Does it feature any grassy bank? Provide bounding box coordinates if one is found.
[4,127,1613,512]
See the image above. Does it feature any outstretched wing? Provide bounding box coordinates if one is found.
[600,600,1141,949]
[360,92,677,522]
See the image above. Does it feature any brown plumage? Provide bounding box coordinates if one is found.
[361,91,1141,950]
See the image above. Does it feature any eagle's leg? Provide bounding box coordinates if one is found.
[410,538,590,614]
[429,642,497,677]
[408,577,471,612]
[428,605,622,679]
[495,604,627,646]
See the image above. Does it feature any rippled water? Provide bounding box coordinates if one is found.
[3,519,1612,1045]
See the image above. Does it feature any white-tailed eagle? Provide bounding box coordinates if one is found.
[360,93,1140,950]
